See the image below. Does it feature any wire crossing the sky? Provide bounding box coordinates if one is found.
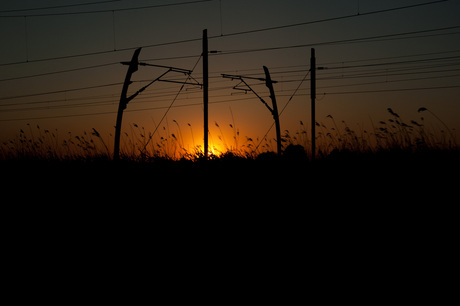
[0,0,451,67]
[0,1,120,13]
[0,0,212,17]
[0,0,458,136]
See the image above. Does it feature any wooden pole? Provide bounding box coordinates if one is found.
[203,29,209,159]
[310,48,316,161]
[114,47,141,160]
[263,66,281,157]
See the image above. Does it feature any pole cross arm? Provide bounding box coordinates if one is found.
[140,63,202,87]
[127,67,202,104]
[222,73,272,112]
[139,62,192,75]
[222,73,243,81]
[158,78,202,87]
[120,47,141,73]
[232,80,252,93]
[222,73,278,83]
[222,66,281,156]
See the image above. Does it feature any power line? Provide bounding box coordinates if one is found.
[6,38,452,85]
[2,49,459,104]
[0,37,203,67]
[317,73,460,90]
[0,1,120,13]
[3,55,459,109]
[1,16,458,118]
[0,29,460,95]
[0,0,212,17]
[325,55,460,70]
[222,57,460,81]
[0,0,450,67]
[319,66,460,82]
[0,95,260,122]
[0,62,118,82]
[3,83,459,122]
[210,0,448,39]
[7,67,460,114]
[322,84,460,96]
[216,26,460,56]
[3,24,457,69]
[148,54,202,141]
[141,27,460,63]
[0,82,122,101]
[194,49,460,78]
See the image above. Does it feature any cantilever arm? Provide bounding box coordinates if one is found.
[223,74,273,112]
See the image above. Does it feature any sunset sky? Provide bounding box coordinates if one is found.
[1,0,459,155]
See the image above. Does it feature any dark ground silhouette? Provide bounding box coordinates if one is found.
[3,146,458,202]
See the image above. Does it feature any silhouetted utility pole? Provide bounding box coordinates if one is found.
[311,48,316,161]
[222,67,281,156]
[309,48,327,161]
[203,29,209,159]
[114,47,141,160]
[113,48,201,160]
[263,66,281,156]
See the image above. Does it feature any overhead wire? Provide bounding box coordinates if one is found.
[2,24,458,88]
[0,0,451,67]
[0,82,122,101]
[3,50,459,103]
[0,1,121,14]
[215,26,460,56]
[0,0,212,17]
[9,46,454,84]
[208,0,448,39]
[3,83,460,122]
[320,84,460,96]
[142,54,202,146]
[0,62,118,82]
[1,0,458,123]
[1,0,455,122]
[3,56,460,114]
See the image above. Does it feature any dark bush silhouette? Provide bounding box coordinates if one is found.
[283,144,307,161]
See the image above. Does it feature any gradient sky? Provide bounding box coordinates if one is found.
[1,0,459,155]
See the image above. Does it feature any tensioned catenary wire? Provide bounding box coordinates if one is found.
[6,67,460,113]
[0,0,448,67]
[0,29,457,108]
[0,1,120,13]
[2,68,459,121]
[0,26,456,116]
[3,52,459,102]
[4,30,459,83]
[4,68,460,113]
[215,27,460,56]
[147,54,203,146]
[2,84,460,122]
[0,0,212,17]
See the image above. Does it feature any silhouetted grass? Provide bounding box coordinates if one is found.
[1,108,457,169]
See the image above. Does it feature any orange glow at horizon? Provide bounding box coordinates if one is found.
[1,0,459,158]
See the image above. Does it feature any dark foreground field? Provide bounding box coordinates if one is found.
[3,148,457,295]
[3,148,458,199]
